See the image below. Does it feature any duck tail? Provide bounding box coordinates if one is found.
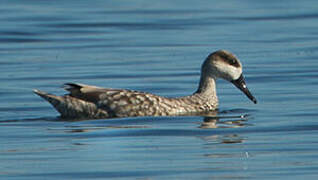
[33,89,65,107]
[33,89,71,118]
[33,89,108,119]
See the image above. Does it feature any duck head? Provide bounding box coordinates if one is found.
[203,50,257,104]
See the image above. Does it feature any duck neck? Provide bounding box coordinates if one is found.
[195,72,217,98]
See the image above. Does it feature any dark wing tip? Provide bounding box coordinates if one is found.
[63,83,83,91]
[63,83,82,88]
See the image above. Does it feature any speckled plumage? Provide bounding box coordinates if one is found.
[34,50,256,119]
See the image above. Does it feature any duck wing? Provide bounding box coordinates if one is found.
[34,83,169,119]
[63,83,162,117]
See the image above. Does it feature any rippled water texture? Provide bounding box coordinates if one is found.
[1,1,318,179]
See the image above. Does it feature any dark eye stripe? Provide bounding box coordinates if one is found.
[229,59,239,66]
[217,52,239,67]
[222,58,240,68]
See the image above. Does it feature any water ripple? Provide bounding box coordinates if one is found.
[1,1,318,179]
[223,12,318,21]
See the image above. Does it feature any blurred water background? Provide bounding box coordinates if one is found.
[1,0,318,179]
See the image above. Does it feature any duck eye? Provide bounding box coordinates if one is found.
[228,59,240,67]
[229,59,236,65]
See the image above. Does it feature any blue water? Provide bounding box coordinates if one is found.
[1,0,318,179]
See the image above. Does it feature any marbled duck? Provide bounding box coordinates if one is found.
[34,50,257,119]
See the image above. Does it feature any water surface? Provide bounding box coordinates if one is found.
[1,0,318,179]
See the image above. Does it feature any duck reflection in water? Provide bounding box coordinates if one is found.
[198,110,250,129]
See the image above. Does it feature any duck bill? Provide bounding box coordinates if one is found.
[231,74,257,104]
